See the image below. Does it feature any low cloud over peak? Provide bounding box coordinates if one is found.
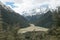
[0,0,60,15]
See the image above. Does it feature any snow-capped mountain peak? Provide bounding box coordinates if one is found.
[22,4,49,16]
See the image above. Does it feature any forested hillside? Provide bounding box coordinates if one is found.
[0,2,29,30]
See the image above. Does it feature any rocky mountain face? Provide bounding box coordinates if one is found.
[25,10,53,28]
[34,10,53,28]
[0,1,29,30]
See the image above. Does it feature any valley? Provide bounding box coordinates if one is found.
[0,1,60,40]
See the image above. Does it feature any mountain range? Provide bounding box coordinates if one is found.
[0,1,59,29]
[24,10,53,28]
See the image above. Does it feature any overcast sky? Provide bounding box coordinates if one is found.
[0,0,60,14]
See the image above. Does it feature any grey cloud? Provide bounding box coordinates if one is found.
[13,0,23,4]
[33,0,50,4]
[0,0,13,2]
[0,0,23,4]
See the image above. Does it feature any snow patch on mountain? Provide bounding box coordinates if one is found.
[21,4,49,16]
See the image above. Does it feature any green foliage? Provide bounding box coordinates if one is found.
[46,7,60,40]
[18,31,47,40]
